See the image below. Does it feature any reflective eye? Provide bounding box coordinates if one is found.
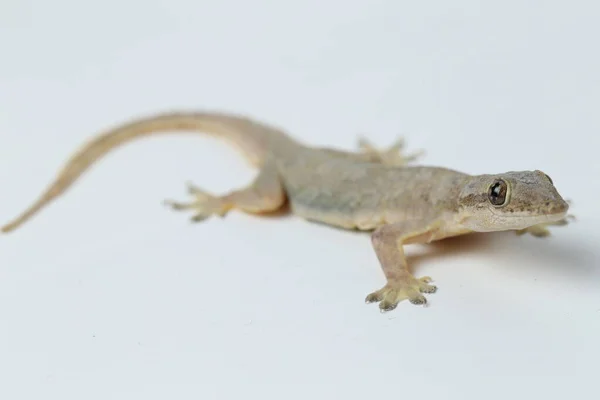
[488,179,508,206]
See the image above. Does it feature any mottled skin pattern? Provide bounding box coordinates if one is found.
[1,111,572,311]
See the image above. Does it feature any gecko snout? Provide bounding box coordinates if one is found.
[548,197,569,216]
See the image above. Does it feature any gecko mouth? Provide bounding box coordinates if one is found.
[544,201,569,218]
[518,209,567,220]
[492,198,569,220]
[545,209,569,220]
[527,207,569,224]
[488,206,568,229]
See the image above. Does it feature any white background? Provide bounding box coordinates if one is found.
[1,0,599,399]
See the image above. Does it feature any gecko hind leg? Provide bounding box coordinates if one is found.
[357,137,424,166]
[163,183,229,222]
[163,159,285,222]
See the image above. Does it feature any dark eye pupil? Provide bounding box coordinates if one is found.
[491,184,501,196]
[488,180,507,205]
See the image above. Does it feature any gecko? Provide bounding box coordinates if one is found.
[0,111,572,311]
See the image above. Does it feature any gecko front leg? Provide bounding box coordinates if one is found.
[516,214,575,237]
[365,220,444,312]
[357,137,424,166]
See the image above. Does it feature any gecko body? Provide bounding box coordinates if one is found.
[1,112,570,311]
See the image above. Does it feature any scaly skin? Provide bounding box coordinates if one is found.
[0,111,572,311]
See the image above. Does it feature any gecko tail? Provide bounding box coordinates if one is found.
[1,111,292,233]
[1,190,59,233]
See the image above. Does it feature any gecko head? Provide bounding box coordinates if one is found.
[457,170,569,232]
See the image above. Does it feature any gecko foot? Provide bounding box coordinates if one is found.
[365,275,437,312]
[163,181,230,222]
[516,214,575,238]
[357,137,424,166]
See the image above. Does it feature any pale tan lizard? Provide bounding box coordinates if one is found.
[1,111,572,311]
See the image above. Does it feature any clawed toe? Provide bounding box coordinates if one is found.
[420,284,437,294]
[409,294,427,305]
[379,299,399,312]
[186,181,212,198]
[416,276,437,293]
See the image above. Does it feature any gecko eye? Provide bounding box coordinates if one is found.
[544,174,553,185]
[488,179,508,206]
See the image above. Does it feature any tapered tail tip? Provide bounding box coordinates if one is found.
[1,224,14,234]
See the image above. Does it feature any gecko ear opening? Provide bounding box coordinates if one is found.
[488,179,509,206]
